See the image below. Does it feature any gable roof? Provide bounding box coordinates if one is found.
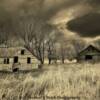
[0,46,28,58]
[78,44,100,55]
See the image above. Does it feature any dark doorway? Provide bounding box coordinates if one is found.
[14,56,18,63]
[85,55,93,60]
[13,68,19,72]
[27,57,31,64]
[21,49,25,55]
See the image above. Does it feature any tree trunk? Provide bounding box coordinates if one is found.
[40,59,44,65]
[48,58,51,64]
[62,58,65,64]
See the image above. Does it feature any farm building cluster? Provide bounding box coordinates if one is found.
[0,44,100,71]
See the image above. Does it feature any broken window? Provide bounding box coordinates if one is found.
[27,57,31,64]
[4,58,9,64]
[7,58,9,64]
[4,59,7,64]
[21,49,25,55]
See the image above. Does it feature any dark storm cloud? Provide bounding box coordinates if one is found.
[0,0,99,21]
[0,0,100,37]
[0,0,81,22]
[0,0,100,19]
[18,0,84,21]
[87,0,100,5]
[41,0,83,20]
[67,13,100,37]
[66,0,100,37]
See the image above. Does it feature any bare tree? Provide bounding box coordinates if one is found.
[69,38,86,58]
[0,27,9,46]
[15,16,53,65]
[60,44,66,64]
[0,20,14,47]
[47,39,57,64]
[46,30,60,64]
[55,32,68,64]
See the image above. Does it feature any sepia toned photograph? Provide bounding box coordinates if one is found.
[0,0,100,100]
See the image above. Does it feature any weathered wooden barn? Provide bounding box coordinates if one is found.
[0,46,39,71]
[77,45,100,63]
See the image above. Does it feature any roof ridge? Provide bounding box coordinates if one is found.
[78,44,100,54]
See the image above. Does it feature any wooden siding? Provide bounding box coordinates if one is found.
[0,47,39,71]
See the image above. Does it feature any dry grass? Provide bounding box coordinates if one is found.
[0,63,100,100]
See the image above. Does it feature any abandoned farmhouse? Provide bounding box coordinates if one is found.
[0,46,38,71]
[77,45,100,63]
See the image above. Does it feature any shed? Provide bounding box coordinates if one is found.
[77,45,100,63]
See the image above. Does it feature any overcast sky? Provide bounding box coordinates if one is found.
[0,0,100,41]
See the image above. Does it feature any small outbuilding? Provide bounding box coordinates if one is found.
[77,45,100,63]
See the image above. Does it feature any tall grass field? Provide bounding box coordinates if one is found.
[0,63,100,100]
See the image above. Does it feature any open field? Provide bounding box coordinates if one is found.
[0,63,100,100]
